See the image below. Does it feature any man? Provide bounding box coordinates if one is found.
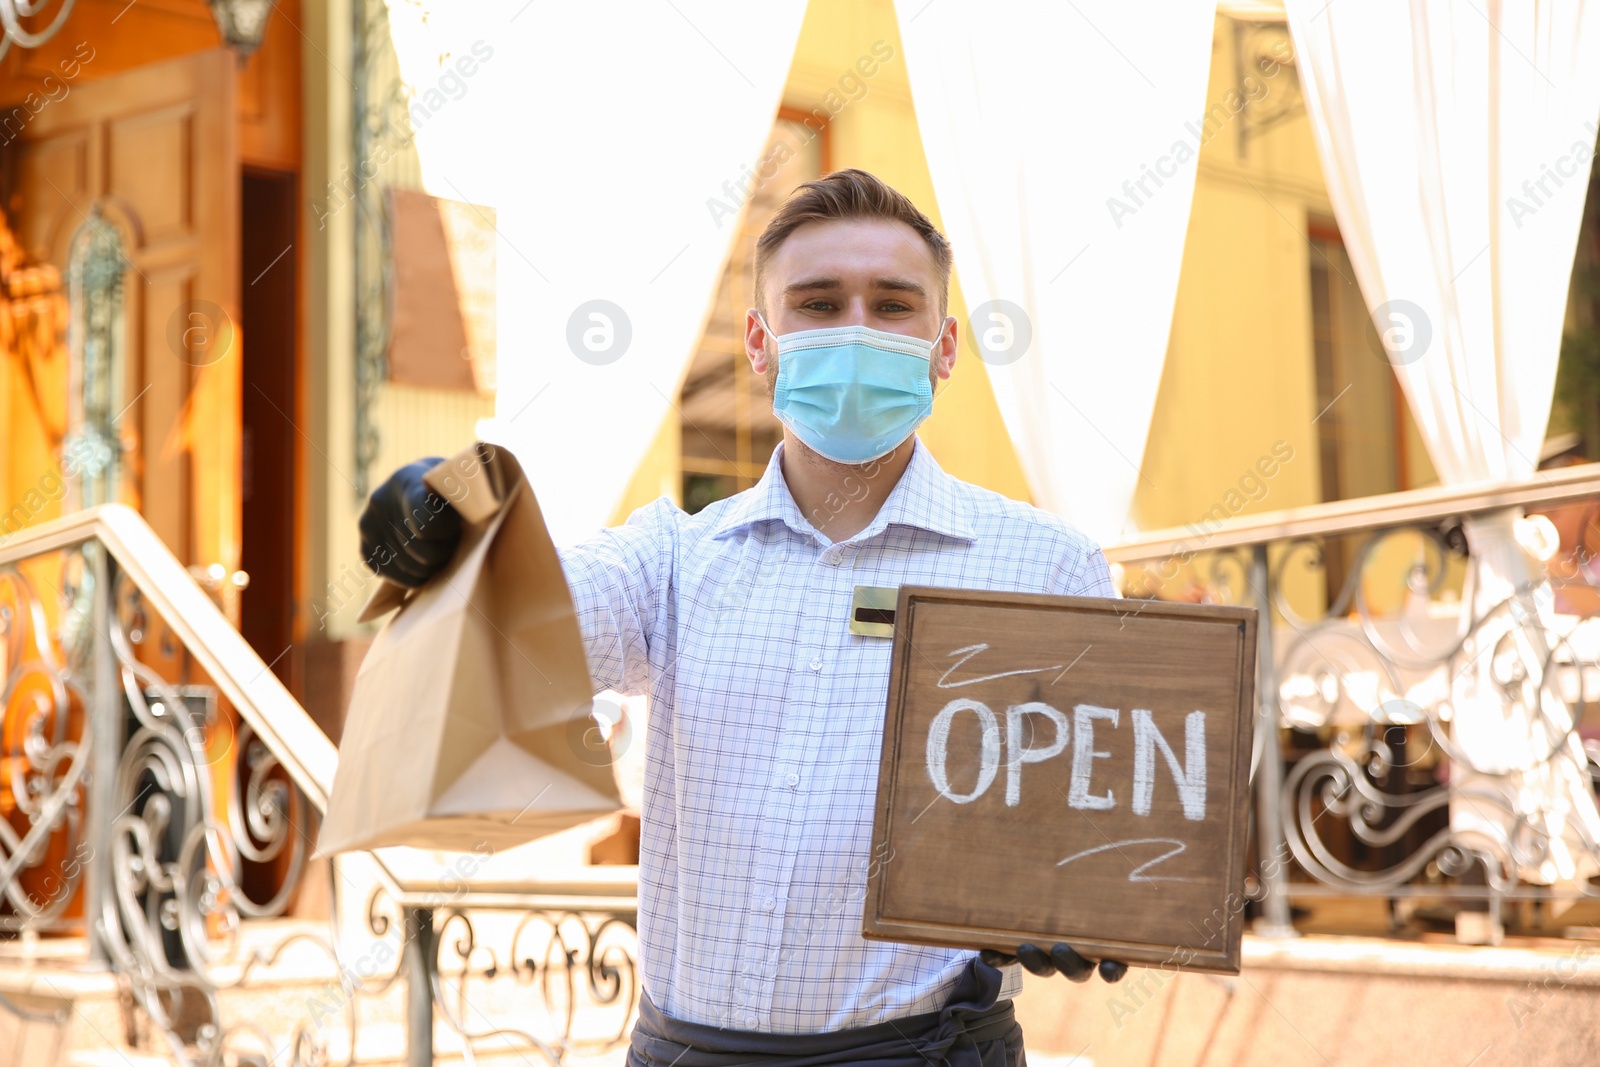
[360,169,1126,1065]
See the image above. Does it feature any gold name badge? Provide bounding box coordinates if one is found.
[850,585,899,638]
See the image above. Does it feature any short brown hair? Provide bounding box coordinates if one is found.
[753,168,953,316]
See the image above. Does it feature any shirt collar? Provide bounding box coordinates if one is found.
[711,436,976,545]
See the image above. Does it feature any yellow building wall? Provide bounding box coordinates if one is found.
[1132,18,1443,616]
[1125,20,1329,614]
[1136,20,1328,536]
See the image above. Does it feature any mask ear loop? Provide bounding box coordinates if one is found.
[930,316,957,360]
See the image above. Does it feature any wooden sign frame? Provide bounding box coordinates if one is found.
[864,587,1258,975]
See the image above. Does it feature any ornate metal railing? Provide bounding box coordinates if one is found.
[0,0,76,62]
[0,506,641,1065]
[1104,462,1600,941]
[402,891,640,1063]
[0,505,336,1063]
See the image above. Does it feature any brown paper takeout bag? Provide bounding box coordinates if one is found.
[315,441,620,856]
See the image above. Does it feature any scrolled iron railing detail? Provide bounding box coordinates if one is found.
[0,534,350,1067]
[0,0,75,61]
[1265,518,1600,903]
[1280,745,1523,895]
[0,552,93,933]
[425,903,642,1063]
[1111,496,1600,922]
[95,551,339,1066]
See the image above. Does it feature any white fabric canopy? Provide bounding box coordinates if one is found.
[897,0,1216,544]
[482,2,807,545]
[1286,0,1600,887]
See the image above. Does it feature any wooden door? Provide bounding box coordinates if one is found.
[3,50,295,938]
[11,48,240,583]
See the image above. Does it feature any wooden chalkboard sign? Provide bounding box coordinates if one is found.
[864,588,1258,974]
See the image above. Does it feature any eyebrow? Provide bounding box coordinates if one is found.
[783,276,928,298]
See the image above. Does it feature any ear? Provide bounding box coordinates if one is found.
[934,315,958,380]
[746,310,773,374]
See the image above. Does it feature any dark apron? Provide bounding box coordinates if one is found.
[625,958,1025,1067]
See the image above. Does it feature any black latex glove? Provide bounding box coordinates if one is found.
[358,457,463,588]
[980,943,1128,984]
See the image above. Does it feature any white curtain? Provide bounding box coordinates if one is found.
[480,2,807,545]
[897,1,1217,544]
[1286,0,1600,887]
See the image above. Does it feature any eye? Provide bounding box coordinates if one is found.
[802,299,836,311]
[880,301,912,313]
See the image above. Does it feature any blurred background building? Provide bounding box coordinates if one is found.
[3,0,1600,1064]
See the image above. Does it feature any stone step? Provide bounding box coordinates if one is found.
[65,1053,174,1067]
[60,1042,630,1067]
[286,1018,630,1066]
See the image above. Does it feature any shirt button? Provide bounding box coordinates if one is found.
[745,1014,758,1028]
[763,896,777,911]
[809,657,822,671]
[786,772,800,787]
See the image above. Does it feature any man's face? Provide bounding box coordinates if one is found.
[745,217,958,393]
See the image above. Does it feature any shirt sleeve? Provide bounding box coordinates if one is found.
[1049,539,1118,598]
[557,497,679,696]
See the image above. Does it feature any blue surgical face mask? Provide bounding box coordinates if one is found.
[760,316,938,464]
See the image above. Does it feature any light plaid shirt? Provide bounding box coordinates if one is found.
[559,436,1116,1034]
